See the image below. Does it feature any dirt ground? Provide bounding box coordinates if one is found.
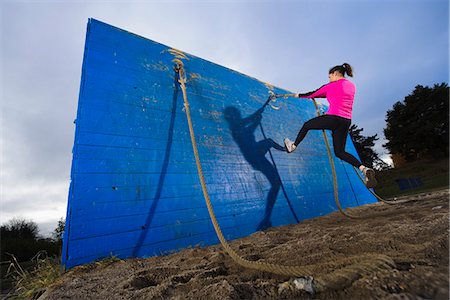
[44,190,449,299]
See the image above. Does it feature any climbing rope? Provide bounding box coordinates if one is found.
[172,57,395,287]
[309,99,396,209]
[270,92,298,99]
[261,93,396,215]
[174,58,315,276]
[309,99,360,218]
[351,166,395,204]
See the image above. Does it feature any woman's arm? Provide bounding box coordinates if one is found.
[296,83,329,99]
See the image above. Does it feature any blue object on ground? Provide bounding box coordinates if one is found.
[395,178,424,190]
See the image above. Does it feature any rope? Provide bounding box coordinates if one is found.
[273,96,397,211]
[270,92,298,99]
[351,165,395,204]
[172,58,394,288]
[310,99,402,219]
[174,58,314,276]
[311,99,358,219]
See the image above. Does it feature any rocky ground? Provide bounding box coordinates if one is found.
[43,190,449,299]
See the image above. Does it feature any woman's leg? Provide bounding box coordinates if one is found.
[293,115,336,146]
[331,118,377,187]
[285,115,336,153]
[331,119,362,168]
[285,114,378,187]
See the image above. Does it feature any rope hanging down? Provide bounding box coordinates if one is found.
[352,166,394,204]
[172,58,395,288]
[311,99,358,218]
[271,92,395,215]
[309,99,396,210]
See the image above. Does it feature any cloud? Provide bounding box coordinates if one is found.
[1,176,68,236]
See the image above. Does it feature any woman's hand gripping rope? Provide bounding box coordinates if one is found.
[267,91,298,110]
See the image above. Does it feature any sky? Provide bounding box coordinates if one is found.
[1,0,448,237]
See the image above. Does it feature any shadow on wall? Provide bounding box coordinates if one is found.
[133,88,300,258]
[132,73,180,257]
[224,101,300,231]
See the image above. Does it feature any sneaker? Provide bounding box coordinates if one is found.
[363,167,377,188]
[284,138,297,153]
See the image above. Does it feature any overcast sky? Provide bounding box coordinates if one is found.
[1,0,448,237]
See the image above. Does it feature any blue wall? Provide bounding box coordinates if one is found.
[62,19,376,269]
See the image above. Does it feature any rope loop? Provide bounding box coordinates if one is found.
[173,58,186,84]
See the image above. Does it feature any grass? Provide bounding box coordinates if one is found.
[3,251,61,299]
[68,255,123,274]
[2,253,124,299]
[374,158,449,198]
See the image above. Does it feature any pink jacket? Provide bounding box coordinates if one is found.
[298,78,356,119]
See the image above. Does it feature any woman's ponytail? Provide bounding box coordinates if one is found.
[342,63,353,77]
[329,63,353,77]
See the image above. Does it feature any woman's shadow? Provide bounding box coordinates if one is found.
[224,101,296,231]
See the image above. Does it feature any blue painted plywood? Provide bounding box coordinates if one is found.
[62,18,376,269]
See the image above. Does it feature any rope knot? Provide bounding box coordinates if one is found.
[173,58,187,84]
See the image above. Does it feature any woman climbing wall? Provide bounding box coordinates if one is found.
[284,63,377,188]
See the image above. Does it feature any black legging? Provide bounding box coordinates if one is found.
[294,115,362,168]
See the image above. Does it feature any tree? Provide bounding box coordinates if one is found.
[1,218,60,262]
[1,218,40,262]
[52,218,65,243]
[349,124,390,170]
[1,217,39,240]
[383,83,449,162]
